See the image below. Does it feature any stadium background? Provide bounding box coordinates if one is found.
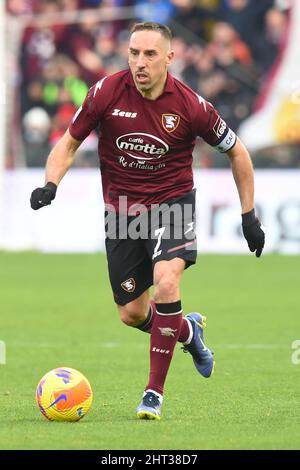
[0,0,299,451]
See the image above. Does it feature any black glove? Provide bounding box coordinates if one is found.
[30,182,57,210]
[242,208,265,258]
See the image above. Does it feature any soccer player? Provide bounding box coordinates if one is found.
[30,22,265,420]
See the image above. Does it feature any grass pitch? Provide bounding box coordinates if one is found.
[0,252,299,450]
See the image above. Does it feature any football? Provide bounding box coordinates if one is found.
[36,367,93,421]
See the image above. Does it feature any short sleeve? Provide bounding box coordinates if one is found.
[194,94,237,153]
[69,77,107,141]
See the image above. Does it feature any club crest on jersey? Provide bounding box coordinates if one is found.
[121,278,136,293]
[162,114,180,133]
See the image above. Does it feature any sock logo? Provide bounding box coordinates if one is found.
[152,347,170,354]
[158,327,177,337]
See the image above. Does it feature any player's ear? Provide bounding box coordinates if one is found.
[166,50,174,66]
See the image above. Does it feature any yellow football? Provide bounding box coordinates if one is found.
[36,367,93,421]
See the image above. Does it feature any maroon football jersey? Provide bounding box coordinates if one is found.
[69,70,236,212]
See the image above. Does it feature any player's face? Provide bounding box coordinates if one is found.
[128,30,174,98]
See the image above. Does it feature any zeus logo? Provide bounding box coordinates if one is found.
[116,133,169,161]
[152,347,170,354]
[112,109,137,118]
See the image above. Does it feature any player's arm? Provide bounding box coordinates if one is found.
[226,137,254,214]
[30,130,82,210]
[194,95,265,257]
[30,79,105,211]
[227,137,265,257]
[45,129,82,186]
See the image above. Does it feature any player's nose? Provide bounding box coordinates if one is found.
[136,54,146,68]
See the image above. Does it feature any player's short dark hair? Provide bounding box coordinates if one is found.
[130,22,172,42]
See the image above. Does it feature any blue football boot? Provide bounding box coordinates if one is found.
[182,312,215,378]
[136,391,162,420]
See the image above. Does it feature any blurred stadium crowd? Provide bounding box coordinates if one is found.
[6,0,293,168]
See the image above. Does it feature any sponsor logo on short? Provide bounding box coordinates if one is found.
[112,108,137,118]
[213,117,227,138]
[116,133,169,161]
[158,327,177,337]
[121,278,136,292]
[152,346,170,354]
[162,114,180,132]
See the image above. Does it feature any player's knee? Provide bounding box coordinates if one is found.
[154,260,184,302]
[154,275,178,302]
[119,306,144,327]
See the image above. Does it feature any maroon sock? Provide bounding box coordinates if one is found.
[136,299,190,343]
[145,301,183,395]
[134,300,155,333]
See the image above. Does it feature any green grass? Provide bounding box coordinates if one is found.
[0,252,299,450]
